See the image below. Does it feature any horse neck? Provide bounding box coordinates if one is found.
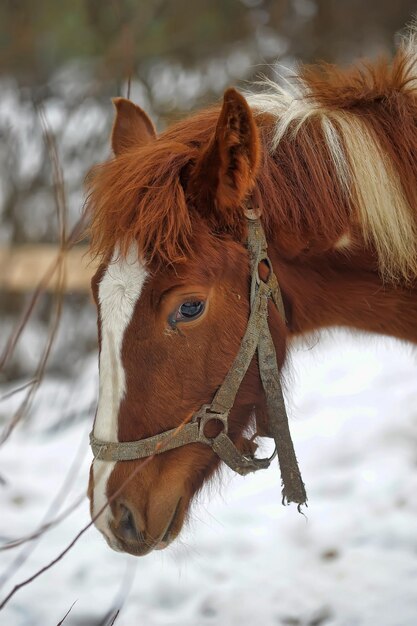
[258,127,417,342]
[269,248,417,345]
[252,90,417,345]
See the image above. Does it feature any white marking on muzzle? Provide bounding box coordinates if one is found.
[92,245,147,542]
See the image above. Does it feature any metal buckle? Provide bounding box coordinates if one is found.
[242,440,277,465]
[244,207,261,221]
[193,404,229,444]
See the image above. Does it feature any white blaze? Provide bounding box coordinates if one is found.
[92,245,147,542]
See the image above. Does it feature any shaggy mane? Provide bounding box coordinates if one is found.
[87,29,417,282]
[249,29,417,282]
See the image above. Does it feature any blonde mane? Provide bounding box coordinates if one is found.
[248,29,417,282]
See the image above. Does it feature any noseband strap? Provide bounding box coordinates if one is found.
[90,209,307,507]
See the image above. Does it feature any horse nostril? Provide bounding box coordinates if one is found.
[116,504,143,544]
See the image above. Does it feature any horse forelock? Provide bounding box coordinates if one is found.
[86,108,226,270]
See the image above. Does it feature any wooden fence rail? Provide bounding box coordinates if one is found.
[0,245,97,293]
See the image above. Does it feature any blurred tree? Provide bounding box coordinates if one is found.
[1,0,416,84]
[1,0,416,380]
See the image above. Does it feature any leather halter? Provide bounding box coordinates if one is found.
[90,209,307,507]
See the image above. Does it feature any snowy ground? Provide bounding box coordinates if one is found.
[1,331,417,626]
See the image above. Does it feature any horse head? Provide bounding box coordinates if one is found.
[86,90,290,555]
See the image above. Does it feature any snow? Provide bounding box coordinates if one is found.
[1,332,417,625]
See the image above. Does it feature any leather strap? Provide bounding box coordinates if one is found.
[90,211,307,506]
[90,403,274,475]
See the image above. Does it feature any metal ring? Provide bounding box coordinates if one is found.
[243,443,277,463]
[244,207,261,220]
[194,404,229,444]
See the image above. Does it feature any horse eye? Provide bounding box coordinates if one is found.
[175,300,205,322]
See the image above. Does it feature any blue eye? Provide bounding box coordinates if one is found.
[175,301,205,322]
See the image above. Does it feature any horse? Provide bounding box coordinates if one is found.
[86,31,417,556]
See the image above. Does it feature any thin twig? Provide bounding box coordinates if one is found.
[0,255,66,443]
[0,493,85,553]
[0,517,94,610]
[99,559,136,626]
[0,106,90,444]
[56,600,77,625]
[0,378,39,402]
[0,424,89,591]
[0,415,194,611]
[107,610,120,626]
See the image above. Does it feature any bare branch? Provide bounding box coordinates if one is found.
[0,424,89,592]
[0,414,195,610]
[56,600,77,625]
[98,559,136,626]
[0,378,39,402]
[0,494,84,553]
[107,610,120,626]
[0,106,90,444]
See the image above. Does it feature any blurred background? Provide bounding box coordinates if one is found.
[1,2,417,625]
[1,0,416,379]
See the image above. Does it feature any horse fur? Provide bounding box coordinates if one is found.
[86,29,417,555]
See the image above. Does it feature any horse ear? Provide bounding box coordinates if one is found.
[111,97,156,155]
[190,88,260,219]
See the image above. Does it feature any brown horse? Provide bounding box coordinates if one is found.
[86,32,417,556]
